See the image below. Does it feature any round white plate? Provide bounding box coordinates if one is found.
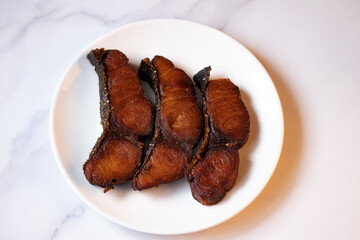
[49,19,284,235]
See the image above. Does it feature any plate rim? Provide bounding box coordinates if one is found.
[49,18,284,235]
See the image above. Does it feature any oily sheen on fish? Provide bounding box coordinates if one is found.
[187,67,250,205]
[132,56,203,190]
[83,49,154,192]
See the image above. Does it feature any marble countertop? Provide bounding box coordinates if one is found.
[1,0,359,239]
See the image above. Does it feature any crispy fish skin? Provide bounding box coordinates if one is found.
[132,56,203,190]
[187,68,250,205]
[83,49,154,191]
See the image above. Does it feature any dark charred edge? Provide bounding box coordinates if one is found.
[83,49,111,174]
[185,67,212,176]
[87,49,110,128]
[138,58,157,90]
[136,58,161,171]
[83,49,114,190]
[103,185,114,193]
[138,58,161,156]
[193,66,211,90]
[132,58,162,190]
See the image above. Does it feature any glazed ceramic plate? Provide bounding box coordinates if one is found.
[49,19,284,235]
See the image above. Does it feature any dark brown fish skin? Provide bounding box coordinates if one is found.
[132,56,203,190]
[187,68,250,205]
[185,67,211,175]
[83,49,154,191]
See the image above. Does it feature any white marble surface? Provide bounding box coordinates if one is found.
[1,0,359,239]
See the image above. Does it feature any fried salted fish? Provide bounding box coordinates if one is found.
[132,56,203,190]
[83,49,154,192]
[187,67,250,205]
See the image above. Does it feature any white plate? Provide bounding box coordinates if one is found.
[49,19,284,235]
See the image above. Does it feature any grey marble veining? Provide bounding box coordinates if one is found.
[50,204,86,240]
[1,0,360,239]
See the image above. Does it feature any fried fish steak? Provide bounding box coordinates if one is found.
[187,68,250,205]
[132,56,203,190]
[83,49,154,191]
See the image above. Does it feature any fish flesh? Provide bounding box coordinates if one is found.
[132,56,203,190]
[83,49,154,192]
[186,67,250,205]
